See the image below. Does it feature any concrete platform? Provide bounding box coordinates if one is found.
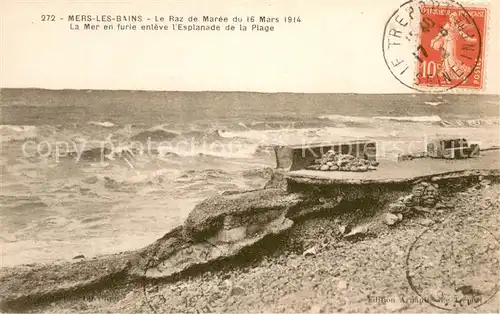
[285,150,500,185]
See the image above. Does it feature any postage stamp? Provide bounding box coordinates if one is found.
[416,4,487,89]
[382,0,488,92]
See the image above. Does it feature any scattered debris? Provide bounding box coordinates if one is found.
[397,152,427,161]
[338,224,353,235]
[303,247,317,257]
[418,218,435,226]
[343,224,370,240]
[384,213,402,226]
[388,203,406,214]
[321,238,329,248]
[434,202,447,210]
[337,280,348,290]
[230,286,245,296]
[338,225,347,235]
[480,179,492,187]
[413,206,432,213]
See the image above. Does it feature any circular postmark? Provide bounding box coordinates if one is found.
[141,238,224,313]
[405,219,499,311]
[382,0,483,92]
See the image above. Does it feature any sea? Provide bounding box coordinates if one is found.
[1,89,499,267]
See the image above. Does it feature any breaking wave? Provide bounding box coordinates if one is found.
[318,115,499,127]
[4,114,499,165]
[155,142,260,159]
[130,129,180,142]
[440,117,500,127]
[375,115,443,122]
[319,114,443,123]
[88,121,115,128]
[424,101,442,106]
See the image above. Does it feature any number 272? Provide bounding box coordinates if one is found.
[41,15,56,21]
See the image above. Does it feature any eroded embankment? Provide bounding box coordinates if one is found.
[1,169,499,313]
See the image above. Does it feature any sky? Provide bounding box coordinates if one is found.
[1,0,499,94]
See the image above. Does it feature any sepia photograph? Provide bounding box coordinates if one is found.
[1,0,499,313]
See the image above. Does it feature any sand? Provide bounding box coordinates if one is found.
[11,179,499,314]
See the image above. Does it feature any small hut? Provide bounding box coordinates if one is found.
[426,138,480,159]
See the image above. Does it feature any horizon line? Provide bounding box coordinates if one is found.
[1,87,499,96]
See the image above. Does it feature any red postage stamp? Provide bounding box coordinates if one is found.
[416,5,487,89]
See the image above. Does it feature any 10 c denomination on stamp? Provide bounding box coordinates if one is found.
[383,0,487,92]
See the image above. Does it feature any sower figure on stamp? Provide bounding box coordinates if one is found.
[430,12,478,81]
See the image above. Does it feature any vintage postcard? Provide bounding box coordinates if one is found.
[1,0,499,313]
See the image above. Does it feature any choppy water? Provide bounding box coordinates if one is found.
[1,89,499,266]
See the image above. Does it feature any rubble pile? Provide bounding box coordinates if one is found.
[412,182,440,207]
[388,181,443,215]
[306,150,379,172]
